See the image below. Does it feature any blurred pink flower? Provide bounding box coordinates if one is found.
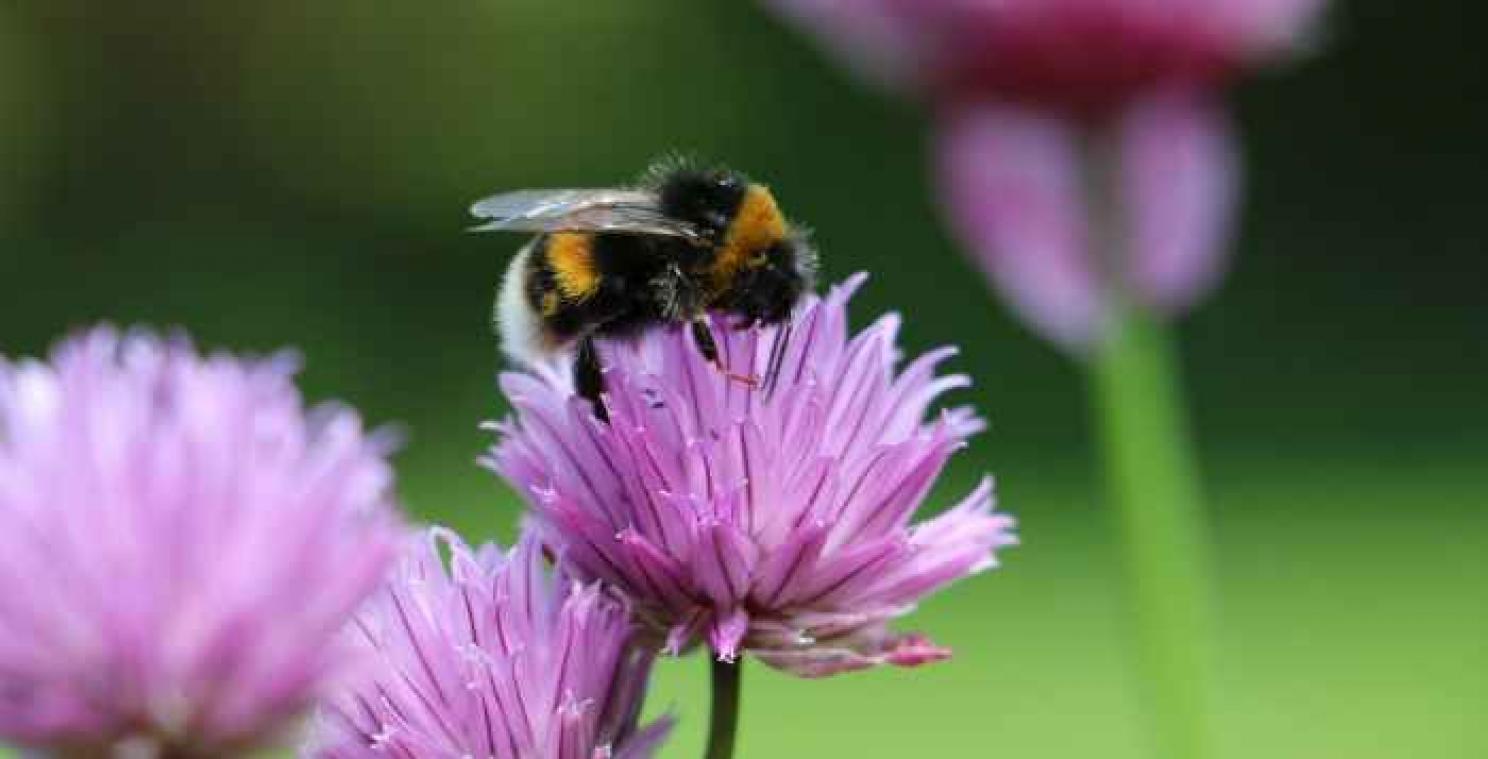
[765,0,1324,348]
[936,91,1239,346]
[769,0,1324,113]
[0,328,402,756]
[305,529,670,759]
[487,276,1016,677]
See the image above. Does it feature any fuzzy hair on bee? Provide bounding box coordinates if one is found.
[473,158,818,418]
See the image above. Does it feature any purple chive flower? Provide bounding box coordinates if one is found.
[304,529,670,759]
[0,327,402,756]
[487,275,1016,677]
[764,0,1327,348]
[767,0,1325,112]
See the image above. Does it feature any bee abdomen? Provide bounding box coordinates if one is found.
[546,232,602,301]
[525,235,596,344]
[495,240,552,365]
[500,233,625,363]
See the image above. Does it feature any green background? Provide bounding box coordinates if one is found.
[1,0,1484,756]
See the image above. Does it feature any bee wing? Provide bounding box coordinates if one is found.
[469,189,705,241]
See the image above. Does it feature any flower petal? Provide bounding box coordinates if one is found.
[760,0,924,93]
[307,530,668,758]
[709,608,751,663]
[752,630,951,679]
[1117,91,1240,314]
[936,95,1241,348]
[935,104,1103,348]
[0,327,403,753]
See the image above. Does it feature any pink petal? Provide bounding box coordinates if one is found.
[935,104,1102,348]
[1116,90,1240,314]
[709,607,751,663]
[751,630,951,678]
[752,647,878,678]
[665,607,709,657]
[879,632,953,668]
[610,715,676,759]
[1231,0,1331,56]
[760,0,923,93]
[935,95,1241,349]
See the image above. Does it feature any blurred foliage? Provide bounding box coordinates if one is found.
[0,0,1484,756]
[0,11,49,225]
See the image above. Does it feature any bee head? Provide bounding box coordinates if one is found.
[722,234,817,327]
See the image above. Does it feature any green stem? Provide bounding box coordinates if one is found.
[1090,301,1215,759]
[704,657,742,759]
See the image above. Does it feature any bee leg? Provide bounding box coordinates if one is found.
[690,318,720,364]
[691,318,759,388]
[762,320,793,396]
[574,336,609,423]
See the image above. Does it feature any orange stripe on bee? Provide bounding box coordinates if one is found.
[712,185,786,291]
[547,233,601,301]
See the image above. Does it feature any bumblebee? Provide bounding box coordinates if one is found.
[472,160,818,418]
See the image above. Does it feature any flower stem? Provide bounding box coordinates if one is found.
[704,657,742,759]
[1090,300,1214,759]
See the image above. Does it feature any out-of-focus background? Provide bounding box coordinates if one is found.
[2,1,1484,757]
